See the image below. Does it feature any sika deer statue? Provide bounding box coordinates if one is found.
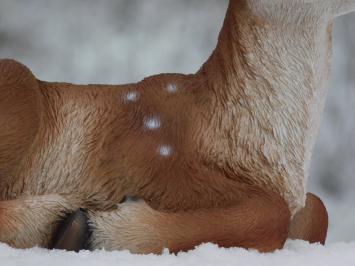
[0,0,354,254]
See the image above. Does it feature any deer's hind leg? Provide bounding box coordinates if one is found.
[88,191,291,254]
[0,194,80,248]
[288,193,328,244]
[0,59,41,181]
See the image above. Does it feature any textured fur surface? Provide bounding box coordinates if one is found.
[198,0,335,214]
[0,0,353,254]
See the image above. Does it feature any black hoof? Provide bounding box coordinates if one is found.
[51,208,90,252]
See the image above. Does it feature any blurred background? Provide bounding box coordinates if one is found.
[0,0,354,243]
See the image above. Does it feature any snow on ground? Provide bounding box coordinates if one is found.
[0,240,354,266]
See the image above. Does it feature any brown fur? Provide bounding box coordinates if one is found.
[0,0,337,253]
[89,191,290,254]
[289,193,328,245]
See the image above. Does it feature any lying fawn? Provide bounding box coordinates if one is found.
[0,0,353,254]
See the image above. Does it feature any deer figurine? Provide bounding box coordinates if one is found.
[0,0,353,254]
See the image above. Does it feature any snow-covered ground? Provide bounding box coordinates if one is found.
[1,241,355,266]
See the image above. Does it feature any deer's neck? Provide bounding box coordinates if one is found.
[197,3,333,214]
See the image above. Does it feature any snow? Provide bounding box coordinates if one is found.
[0,241,354,266]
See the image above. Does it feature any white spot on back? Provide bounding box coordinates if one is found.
[166,83,178,93]
[124,91,140,102]
[159,145,173,157]
[144,116,161,130]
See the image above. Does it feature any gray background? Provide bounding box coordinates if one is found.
[0,0,354,242]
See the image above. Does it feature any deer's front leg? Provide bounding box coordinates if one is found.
[88,191,291,254]
[0,194,80,248]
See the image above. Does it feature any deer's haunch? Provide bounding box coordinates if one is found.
[1,0,354,253]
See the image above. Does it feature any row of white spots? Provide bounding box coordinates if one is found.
[145,117,174,157]
[144,117,174,157]
[124,83,178,102]
[123,84,178,158]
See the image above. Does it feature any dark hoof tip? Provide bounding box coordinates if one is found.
[51,209,90,252]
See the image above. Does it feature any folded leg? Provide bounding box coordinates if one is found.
[288,193,328,244]
[88,191,291,254]
[0,194,80,248]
